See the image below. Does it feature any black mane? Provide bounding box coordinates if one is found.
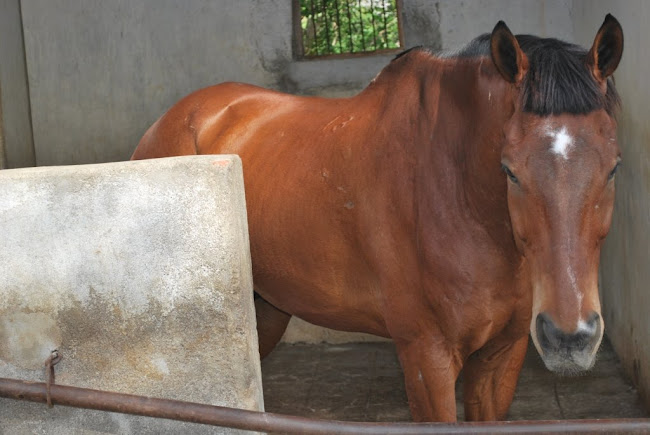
[395,34,620,116]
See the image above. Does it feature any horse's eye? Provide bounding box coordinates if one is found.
[502,164,519,184]
[608,162,620,181]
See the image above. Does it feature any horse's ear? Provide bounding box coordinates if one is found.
[586,14,623,82]
[490,21,528,84]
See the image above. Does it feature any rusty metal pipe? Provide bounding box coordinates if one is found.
[1,377,648,434]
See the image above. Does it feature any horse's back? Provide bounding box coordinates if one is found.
[131,82,300,160]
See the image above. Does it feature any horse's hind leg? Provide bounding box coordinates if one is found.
[254,295,291,359]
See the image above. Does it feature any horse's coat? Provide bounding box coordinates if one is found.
[132,16,624,422]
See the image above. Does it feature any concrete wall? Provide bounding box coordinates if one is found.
[0,0,35,168]
[19,0,293,166]
[0,87,4,169]
[1,0,573,167]
[571,1,650,411]
[436,0,573,48]
[0,156,262,433]
[1,0,575,344]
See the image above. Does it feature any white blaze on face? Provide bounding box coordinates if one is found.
[567,265,583,319]
[547,126,574,159]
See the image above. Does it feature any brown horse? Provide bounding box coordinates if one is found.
[132,16,624,422]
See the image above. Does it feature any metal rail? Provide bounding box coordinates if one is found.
[1,377,649,434]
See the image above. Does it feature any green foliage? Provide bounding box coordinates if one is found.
[301,0,400,56]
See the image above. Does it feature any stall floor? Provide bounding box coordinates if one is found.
[261,337,648,422]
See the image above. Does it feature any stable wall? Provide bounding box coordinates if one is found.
[0,0,35,168]
[2,0,574,343]
[1,0,572,167]
[571,1,650,411]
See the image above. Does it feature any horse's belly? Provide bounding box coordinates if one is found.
[247,228,389,337]
[253,255,389,336]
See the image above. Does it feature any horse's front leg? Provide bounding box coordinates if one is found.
[462,334,529,421]
[395,337,462,422]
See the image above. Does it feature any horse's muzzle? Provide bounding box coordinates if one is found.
[535,312,602,374]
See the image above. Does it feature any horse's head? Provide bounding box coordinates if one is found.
[491,16,623,374]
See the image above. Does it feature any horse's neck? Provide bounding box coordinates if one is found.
[403,56,518,254]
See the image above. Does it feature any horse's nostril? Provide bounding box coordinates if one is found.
[536,312,601,354]
[536,312,559,350]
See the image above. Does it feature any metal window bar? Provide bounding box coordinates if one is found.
[334,0,343,52]
[345,0,354,52]
[382,0,389,47]
[300,0,401,57]
[309,0,319,54]
[357,0,366,52]
[370,0,378,48]
[321,0,332,54]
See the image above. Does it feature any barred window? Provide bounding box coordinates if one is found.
[294,0,402,58]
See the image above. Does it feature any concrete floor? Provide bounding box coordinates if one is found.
[261,337,648,422]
